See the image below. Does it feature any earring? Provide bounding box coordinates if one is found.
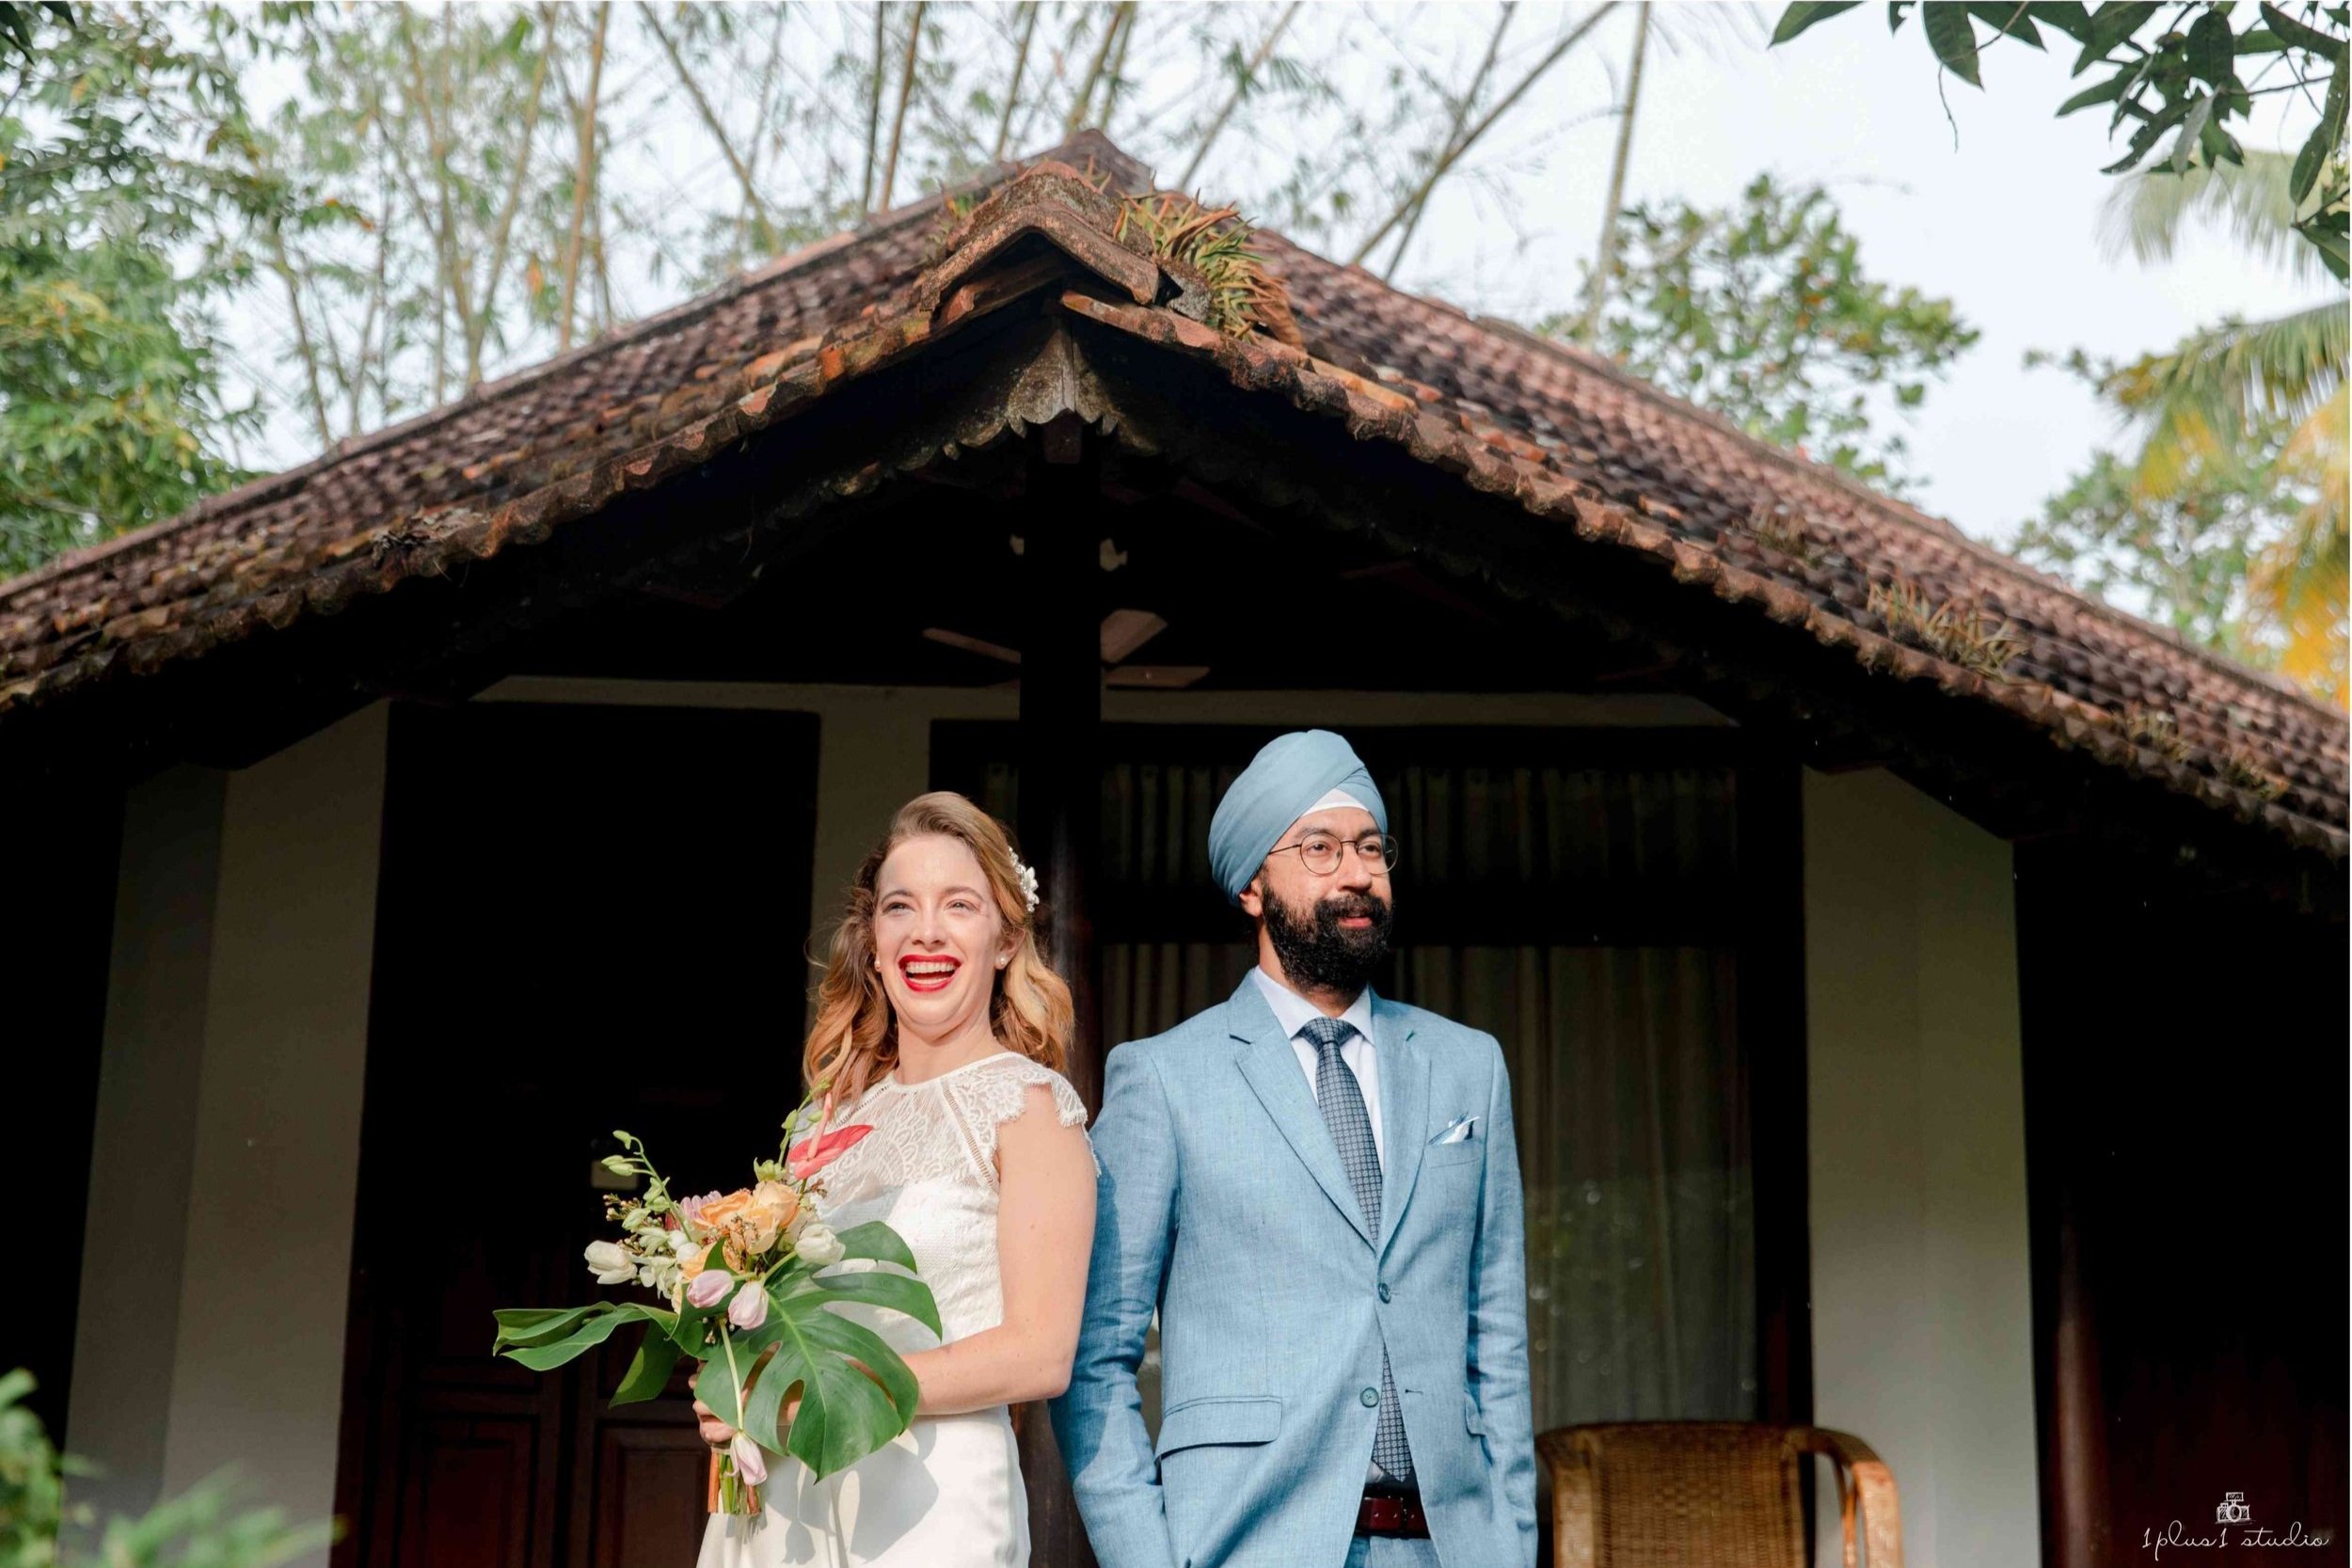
[996,957,1008,968]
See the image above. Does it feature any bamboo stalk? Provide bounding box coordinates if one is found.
[1176,2,1299,193]
[1578,1,1650,337]
[1380,2,1514,277]
[1098,1,1137,126]
[860,2,885,213]
[557,2,610,352]
[1064,2,1133,135]
[877,0,926,212]
[643,2,773,242]
[1350,2,1616,267]
[467,11,552,383]
[993,2,1040,163]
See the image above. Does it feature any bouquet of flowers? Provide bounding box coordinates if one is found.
[492,1084,937,1514]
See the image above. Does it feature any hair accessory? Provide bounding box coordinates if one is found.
[1010,853,1040,913]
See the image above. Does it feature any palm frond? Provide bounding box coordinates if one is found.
[2254,384,2350,704]
[2122,303,2347,468]
[2099,151,2323,286]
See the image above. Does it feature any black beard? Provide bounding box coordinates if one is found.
[1260,881,1393,996]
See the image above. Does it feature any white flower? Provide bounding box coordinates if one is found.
[583,1240,635,1285]
[795,1222,844,1267]
[669,1229,699,1259]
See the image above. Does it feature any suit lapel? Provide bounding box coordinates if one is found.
[1374,996,1429,1259]
[1228,976,1375,1249]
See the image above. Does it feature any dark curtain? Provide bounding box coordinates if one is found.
[958,736,1756,1433]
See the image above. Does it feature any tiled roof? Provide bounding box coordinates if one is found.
[1,133,2342,859]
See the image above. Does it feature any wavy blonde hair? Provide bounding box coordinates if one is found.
[803,792,1073,1101]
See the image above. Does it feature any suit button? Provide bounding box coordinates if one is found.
[1378,1284,1391,1303]
[1360,1386,1380,1407]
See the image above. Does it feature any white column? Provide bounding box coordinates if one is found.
[66,765,230,1525]
[152,703,387,1551]
[1803,767,2041,1568]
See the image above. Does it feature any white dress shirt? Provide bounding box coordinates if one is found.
[1248,964,1384,1171]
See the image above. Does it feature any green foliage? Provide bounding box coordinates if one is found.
[2015,346,2312,667]
[1545,175,1979,497]
[1772,0,2352,279]
[0,1369,332,1568]
[0,5,269,578]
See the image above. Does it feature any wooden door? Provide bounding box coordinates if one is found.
[333,702,818,1568]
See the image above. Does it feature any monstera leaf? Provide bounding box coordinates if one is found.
[493,1222,939,1481]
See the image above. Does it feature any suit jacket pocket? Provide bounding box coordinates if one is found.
[1153,1395,1283,1459]
[1426,1136,1484,1167]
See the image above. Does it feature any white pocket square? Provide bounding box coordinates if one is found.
[1433,1116,1480,1146]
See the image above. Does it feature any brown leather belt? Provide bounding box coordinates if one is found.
[1355,1489,1430,1538]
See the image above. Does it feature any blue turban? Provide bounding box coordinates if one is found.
[1208,730,1389,904]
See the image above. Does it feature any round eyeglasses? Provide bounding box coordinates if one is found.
[1264,832,1401,877]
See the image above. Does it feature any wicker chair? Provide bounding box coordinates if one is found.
[1538,1421,1902,1568]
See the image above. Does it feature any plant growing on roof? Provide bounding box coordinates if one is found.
[1114,192,1287,340]
[1868,576,2025,677]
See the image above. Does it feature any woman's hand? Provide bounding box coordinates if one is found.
[688,1363,797,1449]
[688,1367,736,1449]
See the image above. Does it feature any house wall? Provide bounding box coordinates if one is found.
[66,705,388,1558]
[68,684,2048,1566]
[1803,767,2041,1568]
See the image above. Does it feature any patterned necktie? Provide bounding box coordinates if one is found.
[1300,1015,1414,1483]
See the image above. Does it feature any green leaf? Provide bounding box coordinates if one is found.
[1967,3,2045,47]
[502,1306,643,1370]
[2184,8,2235,83]
[613,1324,684,1405]
[2058,71,2129,113]
[798,1271,946,1339]
[2296,214,2350,278]
[2073,0,2159,73]
[2172,94,2215,173]
[2291,56,2348,202]
[1924,4,1984,82]
[2104,93,2192,172]
[1889,1,1915,30]
[771,1310,922,1481]
[492,1305,603,1350]
[833,1220,918,1272]
[1772,0,1864,43]
[2027,2,2093,42]
[2258,0,2347,56]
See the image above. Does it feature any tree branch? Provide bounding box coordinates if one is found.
[642,2,774,245]
[1578,0,1650,334]
[1176,1,1299,192]
[1351,2,1616,267]
[1379,2,1515,277]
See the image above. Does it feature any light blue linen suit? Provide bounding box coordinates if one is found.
[1050,974,1536,1568]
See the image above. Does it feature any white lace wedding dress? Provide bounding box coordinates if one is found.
[695,1051,1090,1568]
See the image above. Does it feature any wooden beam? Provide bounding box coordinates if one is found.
[1012,412,1103,1568]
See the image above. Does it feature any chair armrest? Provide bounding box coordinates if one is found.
[1536,1429,1597,1568]
[1789,1428,1902,1568]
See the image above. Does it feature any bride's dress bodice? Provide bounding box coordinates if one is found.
[698,1050,1090,1567]
[816,1053,1091,1356]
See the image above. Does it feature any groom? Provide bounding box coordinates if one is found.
[1052,730,1534,1568]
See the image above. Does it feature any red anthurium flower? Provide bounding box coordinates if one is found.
[787,1122,873,1180]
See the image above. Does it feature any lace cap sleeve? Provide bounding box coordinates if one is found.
[946,1055,1096,1180]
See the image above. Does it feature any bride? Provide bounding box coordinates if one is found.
[693,791,1097,1567]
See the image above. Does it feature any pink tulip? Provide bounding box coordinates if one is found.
[730,1432,768,1487]
[685,1267,733,1309]
[787,1122,874,1180]
[727,1282,770,1331]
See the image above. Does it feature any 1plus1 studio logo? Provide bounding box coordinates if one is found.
[2139,1493,2334,1557]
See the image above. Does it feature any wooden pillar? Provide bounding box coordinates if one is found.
[1014,412,1103,1568]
